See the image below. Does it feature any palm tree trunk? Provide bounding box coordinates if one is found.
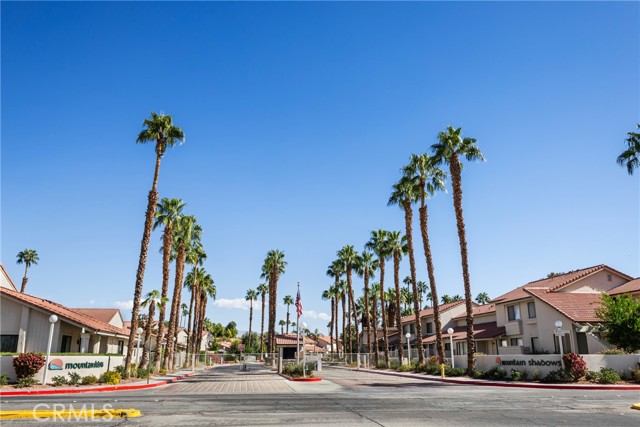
[363,270,372,359]
[20,265,29,293]
[140,303,155,370]
[379,258,389,366]
[372,292,379,367]
[248,301,253,348]
[334,294,339,355]
[347,266,359,357]
[450,156,475,373]
[126,151,162,373]
[196,292,206,356]
[285,305,290,334]
[154,225,172,372]
[164,244,185,370]
[341,293,346,356]
[329,298,335,353]
[260,293,266,355]
[403,202,424,365]
[267,270,278,354]
[186,284,195,364]
[418,181,445,364]
[393,250,403,365]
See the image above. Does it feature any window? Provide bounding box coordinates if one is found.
[510,338,523,346]
[527,302,536,319]
[607,274,612,282]
[60,335,72,353]
[426,322,433,334]
[0,335,18,353]
[507,304,521,321]
[117,340,124,355]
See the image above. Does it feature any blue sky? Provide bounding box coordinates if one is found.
[2,1,638,334]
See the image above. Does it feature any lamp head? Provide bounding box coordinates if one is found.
[137,327,143,334]
[49,315,58,323]
[405,332,411,339]
[301,322,308,330]
[554,320,563,328]
[447,328,454,335]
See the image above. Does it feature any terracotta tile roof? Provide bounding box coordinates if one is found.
[401,300,466,324]
[452,303,496,320]
[524,288,604,322]
[0,287,129,337]
[316,336,340,344]
[275,334,315,346]
[609,278,640,296]
[72,308,120,325]
[421,322,505,344]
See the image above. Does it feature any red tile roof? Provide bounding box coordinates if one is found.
[0,287,129,337]
[72,308,121,325]
[421,322,505,344]
[609,278,640,296]
[452,303,496,320]
[401,300,466,324]
[275,334,315,346]
[524,288,604,322]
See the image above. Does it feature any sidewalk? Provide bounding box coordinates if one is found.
[0,368,205,397]
[330,366,640,391]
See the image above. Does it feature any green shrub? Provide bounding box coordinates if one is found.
[492,367,507,380]
[599,348,627,355]
[630,368,640,383]
[585,370,599,382]
[472,369,485,379]
[409,361,417,371]
[376,361,387,369]
[51,375,68,386]
[136,367,149,379]
[282,362,315,378]
[67,372,81,386]
[445,367,466,377]
[223,354,237,362]
[81,375,98,385]
[427,355,440,365]
[542,369,569,383]
[510,369,523,381]
[12,353,45,380]
[389,360,399,370]
[398,365,410,372]
[160,368,168,375]
[532,370,542,382]
[425,364,440,375]
[0,372,8,385]
[100,371,121,385]
[597,368,620,384]
[16,377,38,388]
[563,352,587,381]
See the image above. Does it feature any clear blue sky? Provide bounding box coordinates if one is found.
[2,1,638,334]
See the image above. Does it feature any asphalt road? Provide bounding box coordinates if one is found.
[1,364,639,426]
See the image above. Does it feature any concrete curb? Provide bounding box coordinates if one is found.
[277,373,322,382]
[332,366,640,391]
[0,371,198,397]
[0,408,142,420]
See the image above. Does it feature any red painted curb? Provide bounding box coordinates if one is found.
[278,373,322,382]
[0,371,198,397]
[352,368,640,391]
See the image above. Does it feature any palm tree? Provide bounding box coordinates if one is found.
[617,124,640,175]
[140,290,165,370]
[441,295,453,304]
[405,152,447,364]
[338,279,347,354]
[417,281,428,308]
[180,303,188,327]
[385,287,397,328]
[475,292,490,305]
[365,229,392,366]
[152,198,185,371]
[321,288,334,353]
[370,282,381,365]
[337,245,361,357]
[451,295,463,302]
[385,231,407,365]
[195,273,216,356]
[261,250,287,353]
[186,238,206,361]
[257,283,269,354]
[279,319,286,334]
[164,215,196,370]
[432,125,484,373]
[355,251,378,359]
[326,260,344,353]
[126,112,185,373]
[246,289,258,348]
[283,295,294,334]
[16,249,39,293]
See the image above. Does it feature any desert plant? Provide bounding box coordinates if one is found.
[136,367,149,379]
[81,375,98,385]
[427,355,440,366]
[425,364,440,375]
[630,368,640,383]
[532,370,542,382]
[597,368,620,384]
[510,369,523,381]
[599,348,628,355]
[51,375,68,386]
[114,365,130,379]
[16,377,38,388]
[12,353,45,379]
[398,364,410,372]
[492,367,507,380]
[67,372,81,386]
[389,360,399,370]
[377,361,388,369]
[562,352,587,381]
[0,372,8,385]
[445,367,466,377]
[100,371,121,385]
[542,369,569,383]
[472,369,485,379]
[585,370,599,382]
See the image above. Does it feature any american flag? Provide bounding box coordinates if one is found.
[295,288,303,317]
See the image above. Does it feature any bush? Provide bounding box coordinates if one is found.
[282,363,315,378]
[427,355,440,365]
[376,361,387,369]
[563,352,587,381]
[542,369,569,384]
[13,353,46,379]
[445,367,466,377]
[160,368,168,375]
[0,372,8,385]
[16,377,39,388]
[585,370,599,382]
[223,354,237,362]
[486,366,506,380]
[67,372,81,386]
[599,348,628,355]
[532,370,542,382]
[630,368,640,383]
[136,367,149,379]
[472,369,485,379]
[114,365,130,379]
[389,360,399,370]
[100,371,121,385]
[81,375,98,385]
[510,369,523,381]
[398,364,410,372]
[597,368,620,384]
[51,375,68,386]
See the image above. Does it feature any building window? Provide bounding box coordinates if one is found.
[527,302,536,319]
[0,335,18,352]
[607,274,612,282]
[117,340,124,355]
[426,322,433,334]
[60,335,72,353]
[510,338,523,347]
[507,304,521,321]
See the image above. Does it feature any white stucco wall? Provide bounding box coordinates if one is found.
[0,355,125,383]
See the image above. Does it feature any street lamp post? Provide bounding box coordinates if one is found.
[554,320,566,370]
[301,322,307,377]
[447,328,455,368]
[135,327,143,367]
[405,332,411,366]
[42,315,58,385]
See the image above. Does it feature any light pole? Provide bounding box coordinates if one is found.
[42,315,58,385]
[405,332,411,366]
[447,328,454,368]
[555,320,565,369]
[135,327,143,367]
[301,322,307,377]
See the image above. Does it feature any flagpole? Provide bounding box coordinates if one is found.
[296,282,300,365]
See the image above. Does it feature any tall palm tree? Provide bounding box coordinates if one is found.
[385,287,397,328]
[321,288,334,353]
[475,292,490,305]
[355,250,379,359]
[337,245,361,356]
[181,303,188,327]
[126,112,185,373]
[417,281,428,308]
[257,283,268,354]
[140,290,165,370]
[195,273,216,356]
[405,152,447,364]
[164,215,196,370]
[326,260,344,348]
[365,229,391,366]
[617,124,640,175]
[261,250,287,353]
[245,289,258,348]
[16,249,39,293]
[432,125,484,373]
[283,295,294,334]
[184,266,205,363]
[152,198,185,371]
[279,319,286,334]
[338,279,347,354]
[370,282,381,365]
[386,231,407,365]
[185,239,206,361]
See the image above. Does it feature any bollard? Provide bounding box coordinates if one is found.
[440,363,445,378]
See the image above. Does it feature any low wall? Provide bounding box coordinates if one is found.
[1,355,124,383]
[453,354,640,378]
